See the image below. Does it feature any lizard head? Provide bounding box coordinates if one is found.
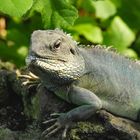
[26,29,85,82]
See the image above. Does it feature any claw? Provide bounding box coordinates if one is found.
[18,71,40,86]
[41,113,71,139]
[44,125,61,138]
[42,122,60,136]
[46,123,60,133]
[50,112,61,117]
[22,80,39,86]
[43,118,57,124]
[18,72,39,80]
[62,125,69,139]
[28,72,39,79]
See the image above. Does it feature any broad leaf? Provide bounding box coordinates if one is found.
[80,0,95,13]
[72,24,103,43]
[92,0,116,19]
[30,0,78,28]
[111,0,140,29]
[122,49,138,59]
[103,16,135,51]
[0,0,33,17]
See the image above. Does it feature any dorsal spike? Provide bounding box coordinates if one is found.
[106,46,117,52]
[135,60,140,65]
[53,28,78,46]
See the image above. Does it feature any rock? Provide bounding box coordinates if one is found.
[0,128,16,140]
[0,63,41,140]
[40,86,140,140]
[0,60,140,140]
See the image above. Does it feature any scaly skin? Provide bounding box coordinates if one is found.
[26,29,140,138]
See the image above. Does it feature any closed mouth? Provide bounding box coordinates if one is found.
[26,54,67,65]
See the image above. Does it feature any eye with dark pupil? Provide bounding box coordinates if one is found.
[54,40,61,48]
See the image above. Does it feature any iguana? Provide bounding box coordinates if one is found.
[26,29,140,138]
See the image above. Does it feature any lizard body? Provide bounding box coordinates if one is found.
[26,29,140,138]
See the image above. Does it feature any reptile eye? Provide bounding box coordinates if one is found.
[54,39,61,49]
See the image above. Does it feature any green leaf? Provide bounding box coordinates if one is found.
[80,0,95,13]
[92,0,116,19]
[0,41,27,67]
[72,24,103,43]
[74,16,97,25]
[122,49,138,59]
[0,0,33,17]
[30,0,78,28]
[103,16,135,51]
[110,0,121,8]
[17,46,28,58]
[7,29,28,47]
[111,0,140,29]
[133,33,140,57]
[0,29,29,67]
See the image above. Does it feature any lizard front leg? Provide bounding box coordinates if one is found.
[42,85,102,139]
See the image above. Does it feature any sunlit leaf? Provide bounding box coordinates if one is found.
[111,0,140,29]
[103,16,135,51]
[92,0,116,19]
[30,0,78,28]
[122,48,138,59]
[0,0,33,17]
[72,24,103,43]
[17,46,28,58]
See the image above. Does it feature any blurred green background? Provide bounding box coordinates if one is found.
[0,0,140,67]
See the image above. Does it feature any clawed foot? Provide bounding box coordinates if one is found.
[41,113,71,139]
[17,71,40,87]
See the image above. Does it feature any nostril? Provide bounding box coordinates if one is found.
[45,44,48,48]
[70,48,75,55]
[25,55,36,65]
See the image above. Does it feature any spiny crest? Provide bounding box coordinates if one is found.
[53,29,140,66]
[79,44,117,52]
[54,28,78,46]
[135,60,140,65]
[79,44,140,65]
[93,44,117,52]
[96,45,140,64]
[94,45,140,66]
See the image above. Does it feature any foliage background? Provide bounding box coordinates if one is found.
[0,0,140,67]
